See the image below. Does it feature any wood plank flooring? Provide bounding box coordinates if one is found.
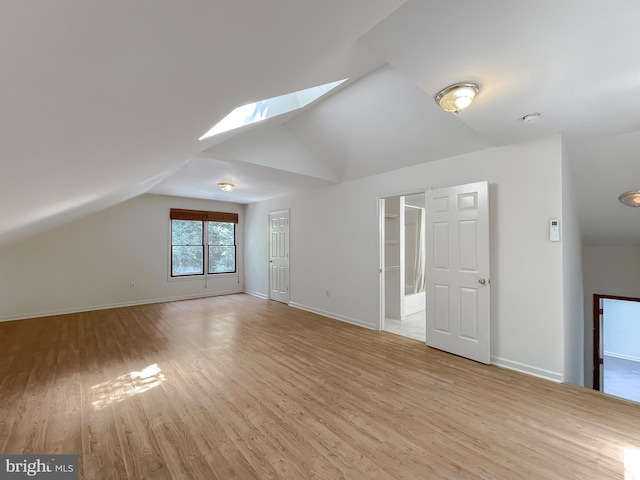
[1,293,640,479]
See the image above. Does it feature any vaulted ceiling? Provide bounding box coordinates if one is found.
[3,1,640,246]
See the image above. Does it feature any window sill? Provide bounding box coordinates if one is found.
[167,272,238,283]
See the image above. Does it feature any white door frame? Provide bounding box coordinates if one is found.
[379,197,386,331]
[378,188,430,332]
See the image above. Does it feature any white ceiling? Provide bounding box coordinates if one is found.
[3,0,640,246]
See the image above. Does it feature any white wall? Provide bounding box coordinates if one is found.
[0,194,244,320]
[245,135,567,381]
[0,135,576,383]
[582,246,640,386]
[561,138,585,385]
[243,197,291,298]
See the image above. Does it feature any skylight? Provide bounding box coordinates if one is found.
[199,78,347,140]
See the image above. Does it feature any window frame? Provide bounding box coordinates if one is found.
[170,219,205,277]
[206,221,237,275]
[169,209,238,279]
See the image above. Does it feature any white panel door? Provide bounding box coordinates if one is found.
[269,210,290,304]
[425,182,490,364]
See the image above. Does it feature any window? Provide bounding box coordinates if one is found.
[207,221,235,274]
[170,209,238,277]
[171,219,204,276]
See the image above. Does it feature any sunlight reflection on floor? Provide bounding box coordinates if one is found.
[91,363,166,410]
[625,447,640,480]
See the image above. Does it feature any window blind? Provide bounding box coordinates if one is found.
[170,208,238,224]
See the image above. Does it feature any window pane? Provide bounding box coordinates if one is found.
[172,246,204,276]
[208,222,234,245]
[172,220,203,245]
[209,246,236,273]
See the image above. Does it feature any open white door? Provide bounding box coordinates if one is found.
[425,182,490,364]
[269,210,290,304]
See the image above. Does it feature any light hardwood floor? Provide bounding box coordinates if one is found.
[1,294,640,479]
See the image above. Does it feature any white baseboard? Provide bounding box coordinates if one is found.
[491,356,563,383]
[604,351,640,363]
[243,289,268,300]
[0,289,244,323]
[288,302,377,330]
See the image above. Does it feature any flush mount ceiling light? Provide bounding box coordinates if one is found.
[619,190,640,207]
[435,82,479,114]
[218,182,234,192]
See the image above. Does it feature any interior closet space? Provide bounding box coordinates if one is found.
[383,193,426,341]
[384,195,403,321]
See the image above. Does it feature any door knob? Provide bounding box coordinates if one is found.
[478,278,486,285]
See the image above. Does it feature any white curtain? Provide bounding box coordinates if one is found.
[412,208,426,294]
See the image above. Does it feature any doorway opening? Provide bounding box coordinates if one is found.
[593,294,640,403]
[381,192,426,341]
[379,181,491,364]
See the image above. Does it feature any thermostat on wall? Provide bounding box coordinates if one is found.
[550,219,560,242]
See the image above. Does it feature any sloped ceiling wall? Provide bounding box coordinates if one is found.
[0,0,405,246]
[4,0,640,246]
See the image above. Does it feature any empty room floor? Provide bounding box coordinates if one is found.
[384,310,425,341]
[604,354,640,404]
[2,294,640,479]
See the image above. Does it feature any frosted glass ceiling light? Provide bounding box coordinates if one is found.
[218,182,234,192]
[619,190,640,207]
[435,82,480,114]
